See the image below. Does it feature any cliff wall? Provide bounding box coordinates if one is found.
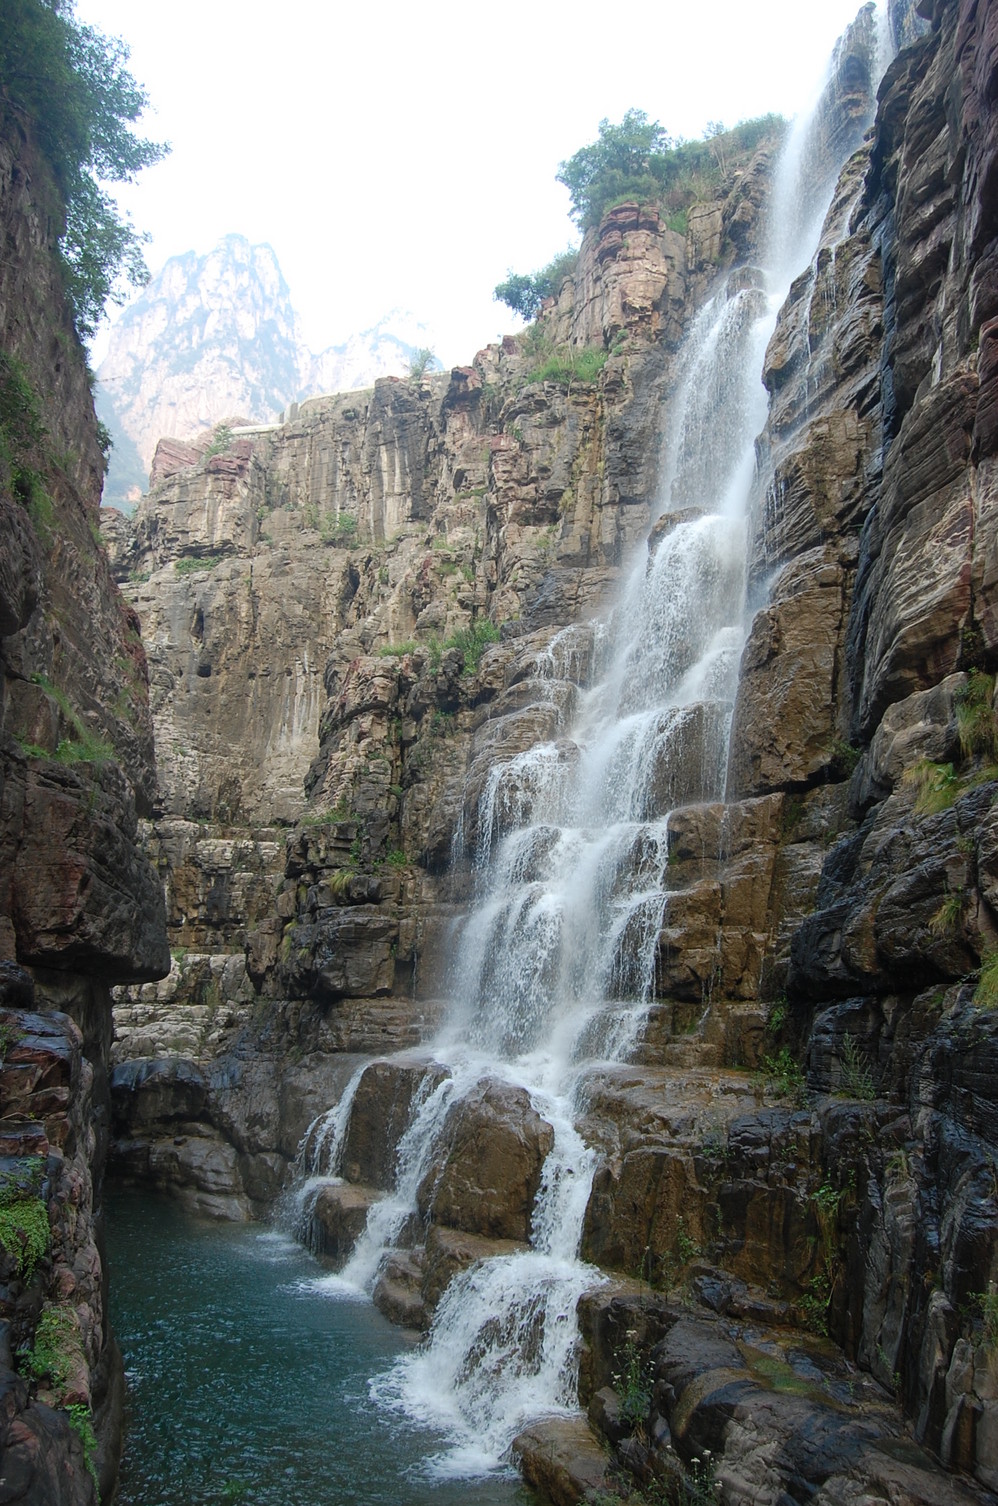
[103,0,998,1499]
[102,135,782,1214]
[0,99,169,1503]
[573,0,998,1494]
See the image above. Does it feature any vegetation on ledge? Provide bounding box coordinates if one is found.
[494,249,579,322]
[495,110,785,323]
[557,108,785,232]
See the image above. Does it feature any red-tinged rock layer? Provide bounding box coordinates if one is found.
[0,100,168,1502]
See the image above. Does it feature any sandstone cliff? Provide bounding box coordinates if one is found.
[0,96,169,1503]
[104,0,998,1499]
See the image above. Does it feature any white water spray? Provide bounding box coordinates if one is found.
[299,6,889,1476]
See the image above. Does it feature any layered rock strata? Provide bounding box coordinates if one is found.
[0,101,169,1502]
[104,127,782,1211]
[106,0,998,1499]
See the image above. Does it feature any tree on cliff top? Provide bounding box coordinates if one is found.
[555,109,785,232]
[495,112,783,321]
[0,0,167,338]
[557,110,672,231]
[494,249,579,322]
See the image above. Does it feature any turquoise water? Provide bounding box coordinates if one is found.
[106,1190,536,1506]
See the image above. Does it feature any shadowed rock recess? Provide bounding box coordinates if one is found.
[8,0,998,1501]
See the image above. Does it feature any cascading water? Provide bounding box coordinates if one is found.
[293,6,888,1480]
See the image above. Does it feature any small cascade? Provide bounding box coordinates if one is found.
[287,5,889,1479]
[282,1060,367,1251]
[371,1100,599,1476]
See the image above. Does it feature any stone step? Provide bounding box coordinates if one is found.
[373,1273,428,1331]
[422,1224,528,1311]
[373,1248,429,1331]
[578,1062,765,1150]
[637,999,768,1072]
[309,1180,380,1265]
[512,1416,615,1506]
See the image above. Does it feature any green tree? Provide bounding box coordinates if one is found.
[493,272,544,322]
[556,109,671,230]
[553,110,786,236]
[494,248,578,321]
[407,347,438,380]
[0,0,168,337]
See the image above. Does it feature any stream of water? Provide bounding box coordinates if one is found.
[112,12,889,1500]
[288,5,886,1480]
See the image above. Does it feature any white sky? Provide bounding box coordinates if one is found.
[75,0,872,368]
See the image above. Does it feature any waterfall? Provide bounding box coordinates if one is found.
[295,5,888,1478]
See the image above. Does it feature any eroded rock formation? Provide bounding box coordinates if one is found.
[0,98,169,1502]
[101,0,998,1500]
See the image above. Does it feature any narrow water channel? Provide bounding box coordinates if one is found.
[106,1189,536,1506]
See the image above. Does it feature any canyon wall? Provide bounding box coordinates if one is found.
[0,99,169,1503]
[103,0,998,1500]
[102,128,782,1211]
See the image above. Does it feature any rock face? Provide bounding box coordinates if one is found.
[102,2,998,1501]
[95,234,436,506]
[0,100,169,1501]
[102,125,782,1211]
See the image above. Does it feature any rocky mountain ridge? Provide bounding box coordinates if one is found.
[95,234,435,508]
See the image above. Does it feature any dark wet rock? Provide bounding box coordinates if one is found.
[417,1079,553,1242]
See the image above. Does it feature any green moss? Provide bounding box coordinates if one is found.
[975,949,998,1008]
[23,1306,78,1386]
[0,1184,50,1283]
[744,1350,826,1399]
[66,1404,100,1493]
[0,353,53,538]
[175,555,220,575]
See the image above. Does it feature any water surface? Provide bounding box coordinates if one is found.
[107,1189,535,1506]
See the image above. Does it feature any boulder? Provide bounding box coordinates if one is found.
[417,1079,554,1242]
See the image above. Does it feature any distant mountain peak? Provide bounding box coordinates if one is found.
[96,236,431,509]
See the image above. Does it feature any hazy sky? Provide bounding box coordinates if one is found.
[75,0,873,368]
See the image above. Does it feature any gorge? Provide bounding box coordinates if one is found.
[4,0,998,1502]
